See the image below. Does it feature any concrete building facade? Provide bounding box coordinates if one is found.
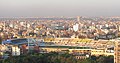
[114,41,120,63]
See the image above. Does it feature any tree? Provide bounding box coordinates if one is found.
[0,53,114,63]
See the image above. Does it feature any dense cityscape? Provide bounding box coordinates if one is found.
[1,0,120,63]
[0,16,120,63]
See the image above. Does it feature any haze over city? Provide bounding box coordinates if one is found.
[1,0,120,63]
[0,0,120,17]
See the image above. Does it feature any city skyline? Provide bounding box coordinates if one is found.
[0,0,120,17]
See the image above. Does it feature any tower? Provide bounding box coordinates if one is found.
[77,16,80,21]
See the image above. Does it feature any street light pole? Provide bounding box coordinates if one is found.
[28,38,30,53]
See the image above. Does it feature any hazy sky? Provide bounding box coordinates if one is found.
[0,0,120,17]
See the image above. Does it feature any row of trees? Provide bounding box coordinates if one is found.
[0,52,114,63]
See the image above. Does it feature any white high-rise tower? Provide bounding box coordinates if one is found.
[77,16,80,21]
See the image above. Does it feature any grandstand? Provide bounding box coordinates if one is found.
[43,38,115,48]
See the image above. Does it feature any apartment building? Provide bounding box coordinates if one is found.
[114,40,120,63]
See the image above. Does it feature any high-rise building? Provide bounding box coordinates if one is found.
[77,16,80,21]
[114,40,120,63]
